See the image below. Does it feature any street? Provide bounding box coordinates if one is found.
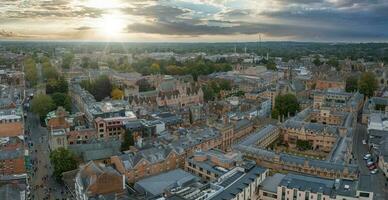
[353,124,388,200]
[25,112,69,200]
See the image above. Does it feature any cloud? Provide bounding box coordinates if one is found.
[122,5,189,20]
[74,26,94,31]
[0,29,17,38]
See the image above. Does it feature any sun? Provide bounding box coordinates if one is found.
[97,14,125,37]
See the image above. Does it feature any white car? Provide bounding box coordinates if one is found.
[362,140,367,145]
[371,169,378,174]
[363,154,371,160]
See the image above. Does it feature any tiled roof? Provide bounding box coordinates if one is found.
[0,122,23,137]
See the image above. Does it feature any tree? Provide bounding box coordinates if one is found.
[24,57,38,86]
[51,93,72,112]
[80,75,113,101]
[46,77,68,94]
[150,63,160,74]
[313,55,322,66]
[136,79,155,92]
[327,57,340,71]
[121,130,134,151]
[31,94,55,121]
[111,88,124,100]
[62,53,74,69]
[358,72,377,98]
[202,85,215,102]
[265,59,277,70]
[49,148,77,182]
[296,140,312,151]
[345,76,359,92]
[272,94,300,120]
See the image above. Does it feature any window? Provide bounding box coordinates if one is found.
[317,193,322,200]
[305,191,310,200]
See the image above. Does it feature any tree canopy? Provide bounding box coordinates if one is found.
[272,94,300,120]
[51,92,72,112]
[24,57,38,86]
[202,79,232,101]
[345,76,359,92]
[61,53,74,69]
[46,77,68,94]
[358,72,377,98]
[80,75,113,101]
[121,130,135,151]
[49,148,78,182]
[111,88,124,100]
[31,94,55,120]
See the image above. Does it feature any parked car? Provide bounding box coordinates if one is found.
[364,154,371,160]
[368,164,377,170]
[371,169,378,174]
[362,140,367,145]
[366,161,374,167]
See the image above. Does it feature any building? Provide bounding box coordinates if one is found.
[110,145,185,183]
[185,149,242,181]
[49,129,67,151]
[75,161,127,200]
[210,164,268,200]
[0,174,29,200]
[134,169,198,197]
[259,173,373,200]
[362,97,388,124]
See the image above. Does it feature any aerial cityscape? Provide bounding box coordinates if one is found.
[1,0,388,200]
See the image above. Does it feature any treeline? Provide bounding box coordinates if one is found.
[24,57,38,86]
[132,57,232,80]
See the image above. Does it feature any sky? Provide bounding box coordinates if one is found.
[0,0,388,42]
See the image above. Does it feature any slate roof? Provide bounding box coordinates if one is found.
[134,169,197,196]
[210,166,267,200]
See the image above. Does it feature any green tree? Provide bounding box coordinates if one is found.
[80,75,113,101]
[49,148,78,182]
[51,93,72,112]
[31,94,55,121]
[81,56,90,68]
[272,94,300,119]
[327,57,340,71]
[313,55,322,66]
[150,63,160,74]
[41,58,59,80]
[296,140,312,151]
[121,130,134,151]
[345,76,359,92]
[265,59,277,70]
[202,85,215,102]
[358,72,377,98]
[46,77,68,94]
[62,53,74,69]
[24,57,38,86]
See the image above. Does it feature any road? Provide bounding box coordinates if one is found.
[353,124,388,199]
[26,112,68,200]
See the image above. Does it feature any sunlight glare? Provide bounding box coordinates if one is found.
[84,0,121,9]
[97,14,125,38]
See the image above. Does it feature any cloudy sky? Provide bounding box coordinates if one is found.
[1,0,387,42]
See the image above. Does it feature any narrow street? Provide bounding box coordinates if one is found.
[26,112,67,200]
[353,124,388,199]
